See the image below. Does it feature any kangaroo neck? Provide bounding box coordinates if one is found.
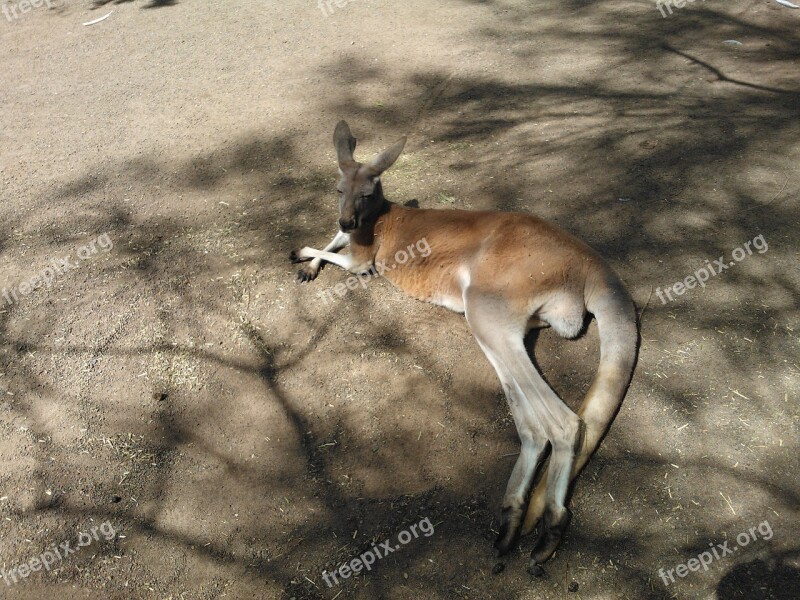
[350,197,392,252]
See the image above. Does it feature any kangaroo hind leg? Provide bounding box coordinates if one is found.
[465,290,583,570]
[464,291,549,556]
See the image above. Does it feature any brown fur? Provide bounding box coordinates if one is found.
[374,205,606,313]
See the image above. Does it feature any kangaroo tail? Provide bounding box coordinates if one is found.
[574,268,639,475]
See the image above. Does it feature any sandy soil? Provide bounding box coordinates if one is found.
[0,0,798,598]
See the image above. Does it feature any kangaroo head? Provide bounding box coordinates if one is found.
[333,120,406,233]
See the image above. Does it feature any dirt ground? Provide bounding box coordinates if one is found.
[0,0,798,599]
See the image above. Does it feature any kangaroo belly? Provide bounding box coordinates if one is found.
[382,261,468,314]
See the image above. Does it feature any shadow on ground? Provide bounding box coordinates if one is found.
[0,1,798,599]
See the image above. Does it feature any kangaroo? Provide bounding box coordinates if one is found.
[290,121,639,574]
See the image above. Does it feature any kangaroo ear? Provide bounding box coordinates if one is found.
[367,136,407,177]
[334,120,357,166]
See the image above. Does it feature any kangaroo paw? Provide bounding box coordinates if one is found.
[529,507,571,567]
[296,265,319,283]
[494,506,523,556]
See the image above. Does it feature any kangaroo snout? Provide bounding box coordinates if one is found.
[338,217,357,232]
